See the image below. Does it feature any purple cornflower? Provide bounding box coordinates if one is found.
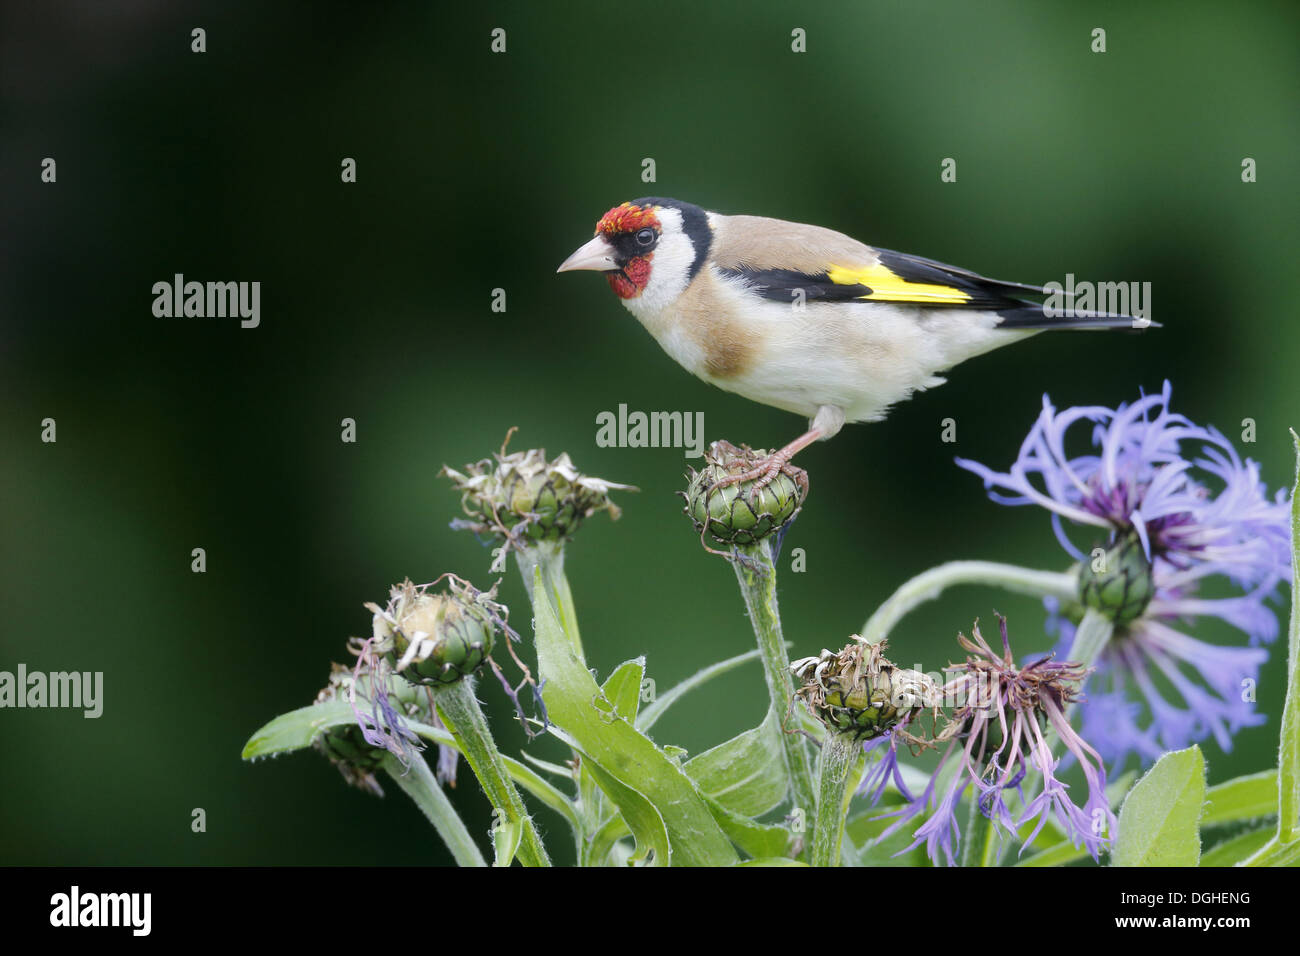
[349,639,422,767]
[874,618,1115,866]
[956,381,1290,595]
[1047,604,1268,772]
[958,383,1291,770]
[857,721,928,808]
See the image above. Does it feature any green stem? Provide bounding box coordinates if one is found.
[1275,431,1300,843]
[860,561,1078,645]
[434,679,551,867]
[1242,837,1300,867]
[811,733,860,867]
[734,540,817,817]
[517,542,584,660]
[381,752,486,867]
[1065,608,1117,675]
[1243,430,1300,865]
[962,796,997,867]
[1060,609,1117,733]
[409,722,582,832]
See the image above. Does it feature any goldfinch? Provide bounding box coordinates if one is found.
[558,197,1149,489]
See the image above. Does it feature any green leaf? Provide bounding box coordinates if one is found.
[602,658,646,724]
[519,753,574,779]
[636,649,766,732]
[531,568,738,866]
[1015,841,1090,867]
[582,767,665,866]
[492,818,523,867]
[1201,827,1278,867]
[1113,746,1206,867]
[737,857,808,867]
[585,812,633,866]
[684,709,788,817]
[1204,770,1278,827]
[241,699,354,759]
[701,792,793,860]
[551,725,669,867]
[848,804,929,867]
[380,752,486,867]
[244,695,581,838]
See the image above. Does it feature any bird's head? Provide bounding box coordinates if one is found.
[557,198,711,305]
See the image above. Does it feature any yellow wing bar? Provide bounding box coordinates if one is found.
[826,263,974,305]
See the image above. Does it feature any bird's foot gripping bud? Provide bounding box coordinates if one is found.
[1077,529,1155,626]
[791,637,938,743]
[682,440,807,558]
[440,428,637,553]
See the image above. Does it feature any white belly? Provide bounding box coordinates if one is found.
[623,266,1032,424]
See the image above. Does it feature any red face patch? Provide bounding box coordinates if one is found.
[595,201,661,237]
[606,254,653,299]
[595,201,660,299]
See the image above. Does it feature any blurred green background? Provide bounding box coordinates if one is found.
[1,1,1296,865]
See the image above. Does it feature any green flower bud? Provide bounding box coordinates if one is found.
[1077,529,1155,625]
[313,662,428,796]
[441,436,635,544]
[683,440,806,548]
[792,638,936,740]
[368,578,499,686]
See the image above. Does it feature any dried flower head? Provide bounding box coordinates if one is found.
[441,429,635,548]
[792,637,937,741]
[349,574,547,767]
[367,577,501,686]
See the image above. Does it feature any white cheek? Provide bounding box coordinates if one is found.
[616,206,707,368]
[637,245,690,311]
[636,212,694,312]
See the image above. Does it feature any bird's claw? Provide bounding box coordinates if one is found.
[706,453,804,501]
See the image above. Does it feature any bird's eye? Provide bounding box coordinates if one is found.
[635,228,656,247]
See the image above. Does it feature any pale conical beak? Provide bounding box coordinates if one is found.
[557,235,619,273]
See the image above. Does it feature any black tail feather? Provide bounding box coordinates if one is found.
[996,304,1158,331]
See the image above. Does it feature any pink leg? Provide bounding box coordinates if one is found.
[708,427,822,499]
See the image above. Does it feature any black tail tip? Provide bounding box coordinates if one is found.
[997,306,1160,331]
